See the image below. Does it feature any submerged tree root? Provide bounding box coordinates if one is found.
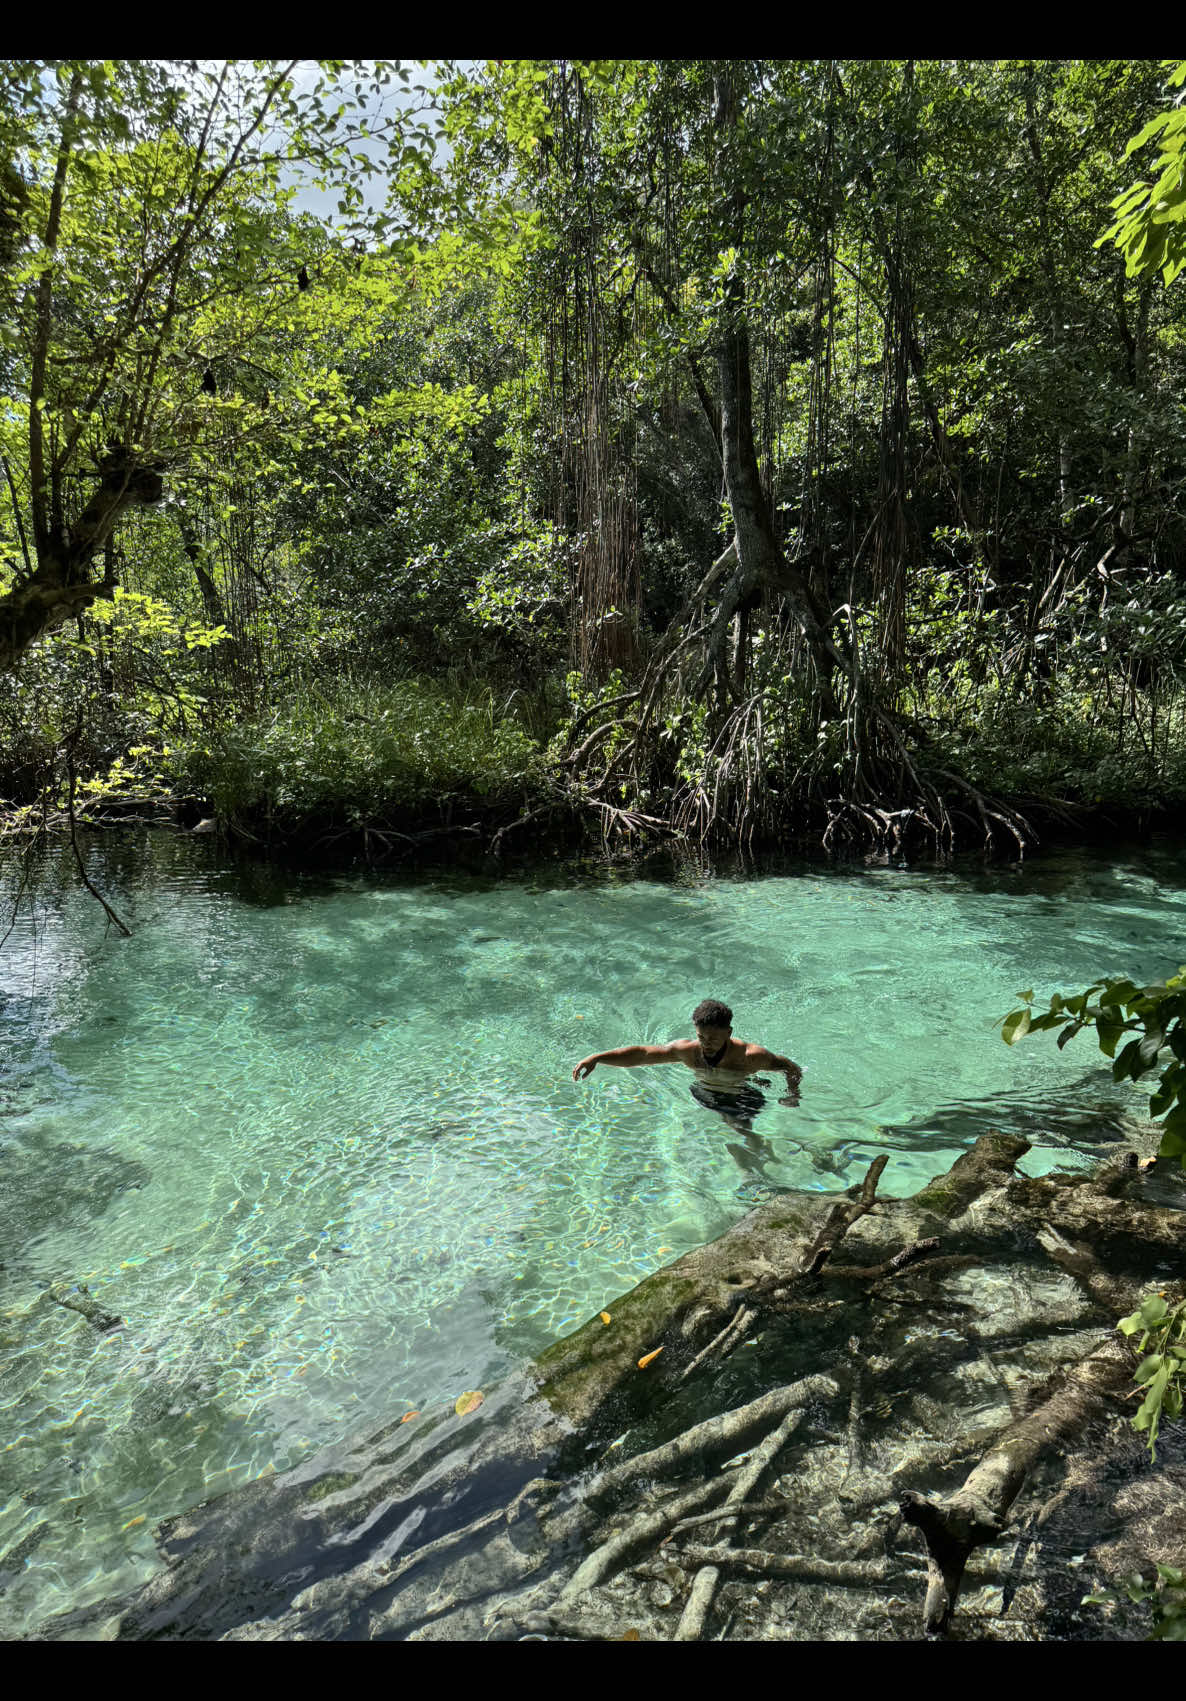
[898,1332,1137,1635]
[589,1374,838,1505]
[48,1282,122,1331]
[672,1404,808,1639]
[41,1135,1186,1645]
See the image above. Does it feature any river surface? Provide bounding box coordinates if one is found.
[1,833,1184,1635]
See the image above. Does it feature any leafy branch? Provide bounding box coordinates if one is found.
[1001,966,1186,1165]
[1084,1564,1186,1640]
[1097,59,1186,286]
[1116,1290,1186,1462]
[1002,967,1186,1462]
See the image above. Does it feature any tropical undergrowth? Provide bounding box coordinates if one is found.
[170,674,551,851]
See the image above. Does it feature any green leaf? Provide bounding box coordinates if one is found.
[1002,1008,1031,1045]
[1158,1109,1186,1161]
[1113,1038,1144,1082]
[1096,1019,1127,1058]
[1140,1029,1167,1065]
[1027,1012,1063,1033]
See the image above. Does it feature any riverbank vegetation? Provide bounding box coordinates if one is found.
[3,59,1186,862]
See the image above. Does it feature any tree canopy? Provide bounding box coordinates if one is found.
[1,58,1185,864]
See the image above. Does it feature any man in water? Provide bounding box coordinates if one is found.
[571,998,802,1171]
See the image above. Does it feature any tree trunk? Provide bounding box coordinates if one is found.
[706,69,840,714]
[0,452,165,673]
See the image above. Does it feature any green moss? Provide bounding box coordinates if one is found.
[532,1272,701,1424]
[301,1471,360,1503]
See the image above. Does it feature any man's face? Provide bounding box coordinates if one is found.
[695,1023,731,1055]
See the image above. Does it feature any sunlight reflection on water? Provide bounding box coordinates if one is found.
[1,834,1184,1631]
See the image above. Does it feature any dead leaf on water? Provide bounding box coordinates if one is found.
[637,1347,664,1370]
[599,1311,611,1325]
[620,1628,641,1640]
[455,1390,484,1415]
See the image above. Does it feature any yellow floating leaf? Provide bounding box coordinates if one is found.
[400,1410,420,1423]
[620,1628,641,1641]
[599,1311,612,1325]
[637,1347,664,1370]
[455,1390,484,1416]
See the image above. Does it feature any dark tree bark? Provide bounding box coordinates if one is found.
[701,68,842,715]
[0,450,165,672]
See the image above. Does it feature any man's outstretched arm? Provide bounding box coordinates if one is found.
[573,1044,686,1081]
[751,1048,803,1097]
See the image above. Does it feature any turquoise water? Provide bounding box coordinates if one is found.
[2,835,1184,1633]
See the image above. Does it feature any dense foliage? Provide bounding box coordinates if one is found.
[1,59,1185,855]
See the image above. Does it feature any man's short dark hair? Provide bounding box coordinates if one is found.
[692,998,732,1028]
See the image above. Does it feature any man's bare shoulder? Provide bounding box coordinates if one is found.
[665,1039,700,1066]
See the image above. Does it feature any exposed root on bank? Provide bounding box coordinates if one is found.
[557,570,1040,857]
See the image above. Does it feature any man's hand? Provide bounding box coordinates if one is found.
[779,1061,802,1107]
[573,1058,597,1081]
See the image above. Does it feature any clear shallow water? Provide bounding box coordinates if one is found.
[1,834,1184,1633]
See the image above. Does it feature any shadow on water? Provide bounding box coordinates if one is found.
[882,1076,1146,1160]
[0,1127,151,1275]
